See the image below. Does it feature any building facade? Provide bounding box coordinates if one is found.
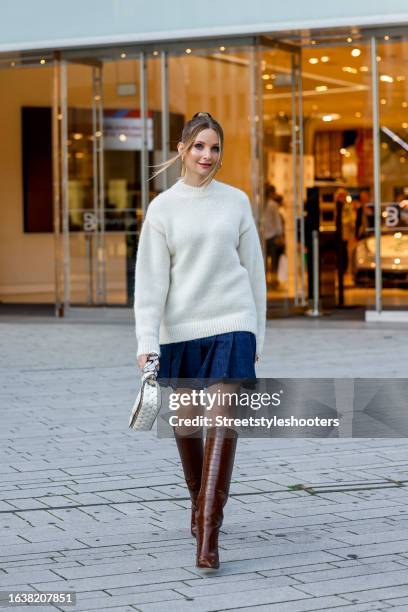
[1,0,408,318]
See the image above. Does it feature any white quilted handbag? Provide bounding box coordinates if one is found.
[129,354,162,431]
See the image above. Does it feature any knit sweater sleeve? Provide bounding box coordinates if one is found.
[134,214,170,358]
[238,198,267,357]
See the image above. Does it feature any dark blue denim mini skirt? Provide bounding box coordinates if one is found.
[157,331,256,389]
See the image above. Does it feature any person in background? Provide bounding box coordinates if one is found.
[263,184,284,287]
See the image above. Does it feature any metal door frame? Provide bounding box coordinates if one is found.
[53,56,106,314]
[256,37,306,306]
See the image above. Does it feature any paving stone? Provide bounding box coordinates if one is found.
[3,317,408,611]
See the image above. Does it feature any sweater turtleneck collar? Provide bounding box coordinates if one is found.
[172,177,218,196]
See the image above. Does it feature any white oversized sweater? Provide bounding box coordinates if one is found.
[134,178,267,359]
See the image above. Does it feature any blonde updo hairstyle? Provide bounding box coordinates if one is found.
[150,112,224,187]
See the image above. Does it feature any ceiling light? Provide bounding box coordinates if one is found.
[278,111,285,117]
[380,74,394,83]
[10,61,15,67]
[380,98,387,105]
[120,52,126,59]
[152,50,159,56]
[397,75,406,81]
[355,112,362,118]
[312,104,318,110]
[402,102,408,108]
[311,40,316,45]
[360,66,368,72]
[342,66,358,74]
[72,133,83,140]
[347,37,353,43]
[340,148,347,154]
[403,123,408,128]
[351,48,361,57]
[40,58,46,64]
[262,74,270,80]
[95,130,102,138]
[400,158,406,164]
[315,85,328,92]
[186,48,192,54]
[119,134,127,142]
[219,46,226,51]
[384,35,390,41]
[395,232,402,238]
[322,113,340,122]
[320,56,329,62]
[309,57,319,64]
[266,84,274,90]
[376,56,381,62]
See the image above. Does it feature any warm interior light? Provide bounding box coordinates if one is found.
[384,35,390,41]
[266,84,274,90]
[397,75,406,81]
[309,57,319,64]
[40,58,46,64]
[152,50,159,56]
[402,102,408,108]
[72,133,83,140]
[219,46,226,51]
[402,123,408,129]
[262,74,270,80]
[376,56,381,62]
[355,112,362,118]
[360,66,369,72]
[120,52,126,59]
[320,56,330,62]
[347,37,353,43]
[119,134,127,142]
[340,148,347,154]
[394,258,401,263]
[380,99,387,105]
[351,48,361,57]
[322,113,340,122]
[186,48,192,54]
[380,75,394,83]
[395,232,402,238]
[342,66,358,74]
[315,85,328,92]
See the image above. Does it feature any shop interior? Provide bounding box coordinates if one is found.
[1,30,408,313]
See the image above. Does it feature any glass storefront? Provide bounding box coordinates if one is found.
[1,27,408,316]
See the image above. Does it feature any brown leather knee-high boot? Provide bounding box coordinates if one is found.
[174,429,204,537]
[196,427,238,569]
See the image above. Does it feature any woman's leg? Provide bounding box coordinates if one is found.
[172,387,205,537]
[195,382,240,569]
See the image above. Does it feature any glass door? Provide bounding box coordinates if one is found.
[375,32,408,311]
[259,40,306,312]
[54,58,106,310]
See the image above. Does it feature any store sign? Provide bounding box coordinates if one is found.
[103,109,153,151]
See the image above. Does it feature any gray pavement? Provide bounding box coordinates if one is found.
[1,310,408,611]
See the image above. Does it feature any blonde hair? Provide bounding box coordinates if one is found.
[149,112,224,187]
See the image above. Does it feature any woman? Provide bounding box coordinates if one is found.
[134,112,266,570]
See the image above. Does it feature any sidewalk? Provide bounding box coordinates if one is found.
[1,312,408,611]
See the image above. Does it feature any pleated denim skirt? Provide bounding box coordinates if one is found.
[157,331,257,390]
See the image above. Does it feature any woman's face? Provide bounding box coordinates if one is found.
[179,128,221,180]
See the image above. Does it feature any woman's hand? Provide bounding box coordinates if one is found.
[137,353,160,371]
